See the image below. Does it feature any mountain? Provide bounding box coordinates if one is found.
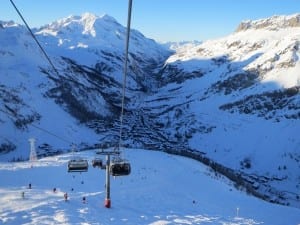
[0,13,299,209]
[153,13,300,207]
[0,13,171,158]
[160,40,202,51]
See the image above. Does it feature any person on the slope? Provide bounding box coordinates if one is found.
[64,192,68,201]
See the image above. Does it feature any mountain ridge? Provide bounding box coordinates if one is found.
[236,13,300,31]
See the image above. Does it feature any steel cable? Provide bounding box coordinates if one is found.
[117,0,133,151]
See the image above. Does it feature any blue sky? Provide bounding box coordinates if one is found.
[2,0,300,42]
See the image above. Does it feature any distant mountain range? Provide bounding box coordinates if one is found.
[0,12,299,208]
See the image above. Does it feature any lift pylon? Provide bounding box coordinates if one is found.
[96,149,120,208]
[105,154,111,208]
[28,138,37,162]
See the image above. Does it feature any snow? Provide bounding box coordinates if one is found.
[169,25,300,89]
[152,17,300,201]
[36,12,168,61]
[1,148,300,225]
[1,12,300,224]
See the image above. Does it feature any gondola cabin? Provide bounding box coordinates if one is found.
[110,159,131,176]
[68,158,88,172]
[92,158,103,168]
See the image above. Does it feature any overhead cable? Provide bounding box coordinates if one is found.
[8,0,73,145]
[9,0,60,77]
[118,0,133,151]
[0,108,73,145]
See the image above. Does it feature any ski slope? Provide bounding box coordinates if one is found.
[0,149,299,225]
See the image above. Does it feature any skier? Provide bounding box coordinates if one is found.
[28,183,32,189]
[53,188,56,193]
[64,192,68,201]
[82,196,86,204]
[21,191,25,199]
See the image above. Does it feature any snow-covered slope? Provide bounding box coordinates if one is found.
[139,14,300,207]
[157,13,300,160]
[0,13,299,210]
[0,13,171,159]
[1,149,300,225]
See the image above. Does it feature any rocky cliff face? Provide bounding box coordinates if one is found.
[236,13,300,31]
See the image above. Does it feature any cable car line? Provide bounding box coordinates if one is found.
[108,0,132,178]
[8,0,77,146]
[117,0,133,152]
[0,108,73,145]
[1,107,89,172]
[9,0,60,77]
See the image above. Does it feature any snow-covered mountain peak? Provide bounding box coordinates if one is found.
[34,12,170,65]
[37,12,120,38]
[236,13,300,32]
[81,12,97,21]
